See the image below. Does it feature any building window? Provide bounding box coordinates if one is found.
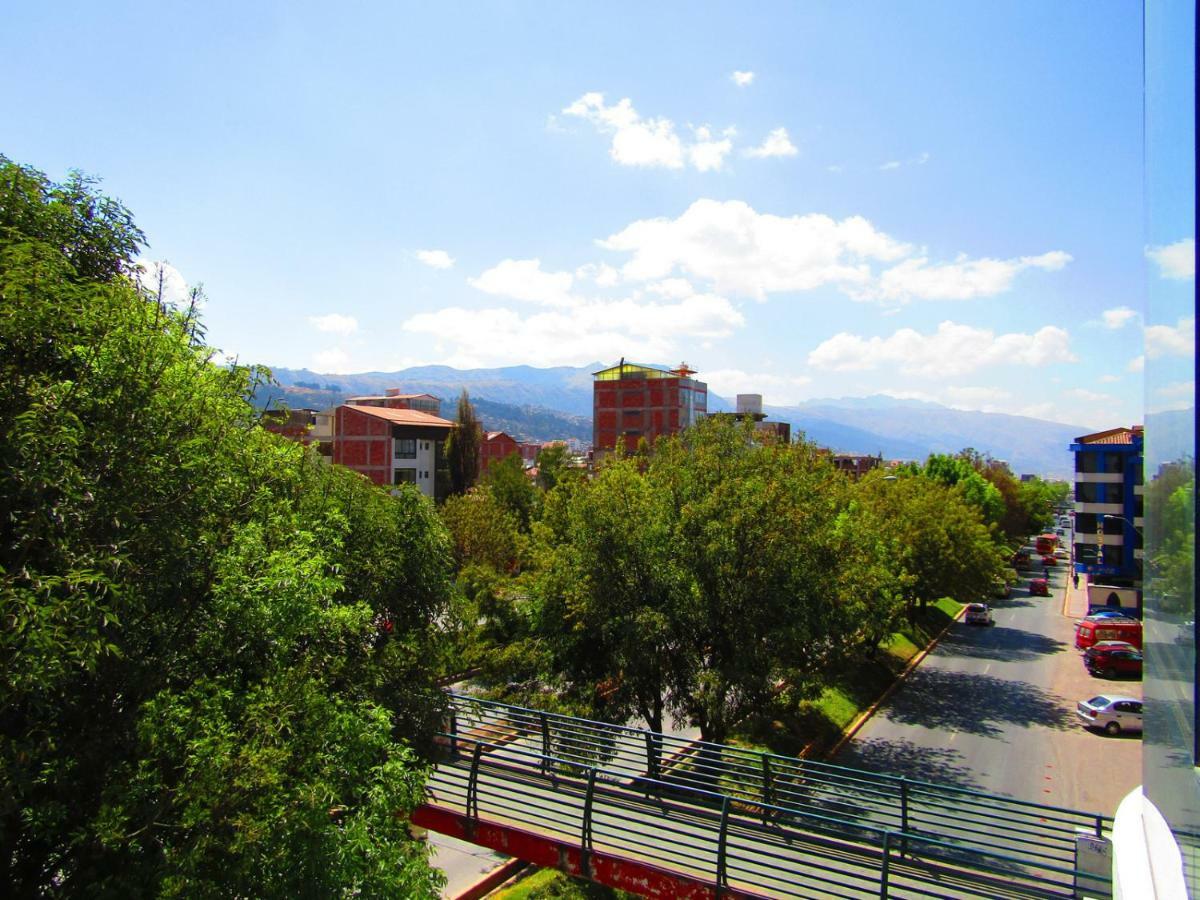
[393,469,417,485]
[1076,482,1106,503]
[1075,513,1099,533]
[394,438,416,459]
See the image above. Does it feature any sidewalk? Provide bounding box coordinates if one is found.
[1062,567,1091,620]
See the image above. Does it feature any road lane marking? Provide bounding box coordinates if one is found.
[984,663,992,674]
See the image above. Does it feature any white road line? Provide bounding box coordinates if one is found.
[984,663,992,674]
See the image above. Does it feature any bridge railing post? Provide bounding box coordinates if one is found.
[715,795,731,896]
[761,756,774,823]
[879,831,892,899]
[540,712,551,776]
[580,767,598,878]
[467,742,486,821]
[449,709,458,758]
[898,776,909,858]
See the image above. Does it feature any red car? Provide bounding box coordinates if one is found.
[1084,644,1143,679]
[1041,555,1057,567]
[1029,578,1050,596]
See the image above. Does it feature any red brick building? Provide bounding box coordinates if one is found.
[325,390,454,498]
[831,453,883,479]
[592,361,707,454]
[480,430,521,475]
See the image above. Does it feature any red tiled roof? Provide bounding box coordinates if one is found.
[342,405,454,428]
[485,431,516,442]
[1075,426,1143,445]
[346,393,439,402]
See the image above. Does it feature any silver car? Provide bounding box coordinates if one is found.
[1076,695,1143,736]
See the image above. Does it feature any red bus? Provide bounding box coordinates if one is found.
[1035,534,1057,555]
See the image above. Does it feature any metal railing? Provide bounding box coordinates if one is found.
[428,693,1114,898]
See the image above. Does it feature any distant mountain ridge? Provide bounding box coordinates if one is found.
[262,363,1089,478]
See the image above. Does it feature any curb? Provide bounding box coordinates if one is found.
[826,604,966,759]
[453,858,529,900]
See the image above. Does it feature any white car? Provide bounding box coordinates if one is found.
[965,603,994,626]
[1076,695,1143,736]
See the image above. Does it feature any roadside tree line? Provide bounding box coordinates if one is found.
[442,418,1067,752]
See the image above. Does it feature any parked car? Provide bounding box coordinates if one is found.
[1076,695,1143,735]
[1041,555,1057,567]
[1029,578,1050,596]
[1088,640,1139,653]
[1011,549,1032,568]
[1075,617,1142,650]
[1053,548,1069,559]
[965,603,994,626]
[1084,644,1143,678]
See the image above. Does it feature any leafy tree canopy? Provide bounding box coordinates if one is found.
[0,158,450,896]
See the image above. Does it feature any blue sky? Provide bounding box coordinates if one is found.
[3,1,1193,427]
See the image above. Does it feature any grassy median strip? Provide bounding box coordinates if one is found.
[735,597,963,758]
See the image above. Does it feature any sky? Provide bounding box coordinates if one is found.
[2,1,1193,428]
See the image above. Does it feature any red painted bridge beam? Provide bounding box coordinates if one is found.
[412,804,766,900]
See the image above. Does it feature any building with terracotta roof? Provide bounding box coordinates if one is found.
[592,360,707,455]
[1070,425,1143,592]
[329,390,454,499]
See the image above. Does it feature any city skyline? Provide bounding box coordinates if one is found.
[3,1,1193,429]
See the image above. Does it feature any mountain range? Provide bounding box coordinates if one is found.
[258,363,1100,479]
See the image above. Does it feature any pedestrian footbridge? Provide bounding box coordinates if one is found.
[412,694,1112,898]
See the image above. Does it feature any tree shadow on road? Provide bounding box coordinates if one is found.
[833,737,986,790]
[872,667,1073,738]
[937,626,1068,663]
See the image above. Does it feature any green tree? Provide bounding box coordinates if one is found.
[484,452,540,531]
[653,420,852,744]
[0,158,449,896]
[533,459,683,749]
[535,442,574,492]
[441,486,525,573]
[922,452,1006,527]
[854,470,1004,619]
[444,389,481,496]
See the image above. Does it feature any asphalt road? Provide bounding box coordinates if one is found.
[835,555,1143,818]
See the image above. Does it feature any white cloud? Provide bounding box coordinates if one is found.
[687,126,734,172]
[1146,238,1195,280]
[1065,387,1117,405]
[314,347,352,372]
[600,198,911,299]
[1099,374,1120,383]
[731,70,755,87]
[826,164,844,174]
[416,249,455,269]
[1157,380,1195,398]
[136,260,195,308]
[563,93,685,169]
[1100,306,1137,329]
[858,251,1073,303]
[599,199,1069,304]
[1145,316,1195,358]
[807,321,1076,377]
[468,258,575,307]
[1128,355,1145,372]
[402,290,744,369]
[745,127,798,159]
[308,313,359,336]
[880,152,930,172]
[576,262,620,287]
[704,369,812,406]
